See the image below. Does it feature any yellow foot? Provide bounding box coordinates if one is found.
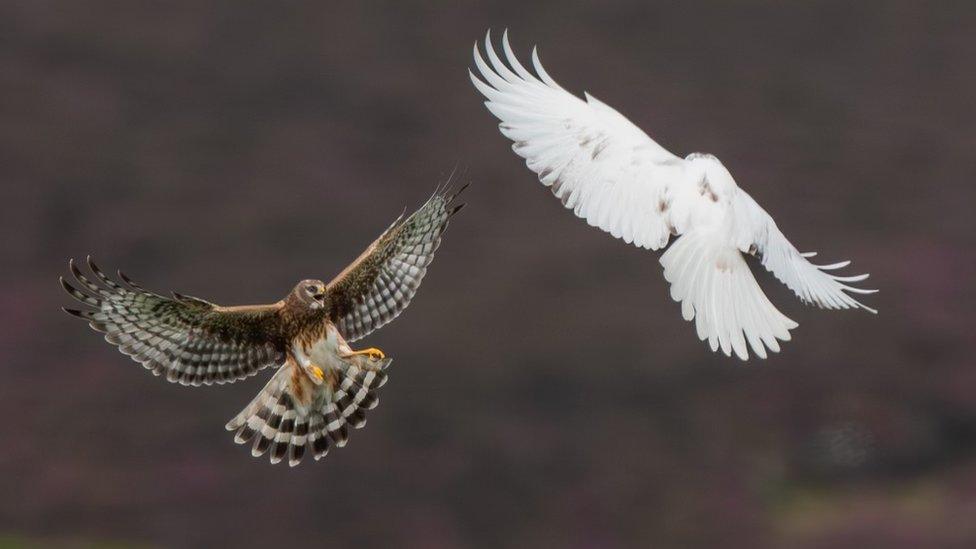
[309,365,325,381]
[346,347,385,360]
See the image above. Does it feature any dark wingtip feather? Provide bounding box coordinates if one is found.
[60,277,98,306]
[87,256,122,290]
[117,270,141,290]
[434,164,470,200]
[86,255,102,275]
[442,181,469,217]
[449,181,471,200]
[70,257,107,295]
[68,259,84,285]
[62,307,87,318]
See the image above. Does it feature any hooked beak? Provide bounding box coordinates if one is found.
[312,288,326,307]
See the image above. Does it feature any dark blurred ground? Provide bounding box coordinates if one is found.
[1,1,975,547]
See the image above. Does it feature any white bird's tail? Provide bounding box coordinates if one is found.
[660,230,798,360]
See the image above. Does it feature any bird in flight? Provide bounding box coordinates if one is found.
[61,186,465,465]
[471,31,876,360]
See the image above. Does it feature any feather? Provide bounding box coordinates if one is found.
[324,184,466,342]
[60,258,286,385]
[226,355,391,466]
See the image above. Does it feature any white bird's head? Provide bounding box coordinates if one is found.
[685,153,737,200]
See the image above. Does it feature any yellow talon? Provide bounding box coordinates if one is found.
[350,347,385,360]
[310,365,325,381]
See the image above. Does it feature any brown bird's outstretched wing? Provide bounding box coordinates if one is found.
[61,257,287,386]
[324,184,466,341]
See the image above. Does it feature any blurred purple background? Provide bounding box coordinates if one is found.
[2,1,975,547]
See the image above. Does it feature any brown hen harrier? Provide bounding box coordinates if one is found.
[61,186,465,466]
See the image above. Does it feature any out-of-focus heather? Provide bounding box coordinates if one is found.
[1,1,974,547]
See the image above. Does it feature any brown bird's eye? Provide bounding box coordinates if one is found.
[306,285,316,294]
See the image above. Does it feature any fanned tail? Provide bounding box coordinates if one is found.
[660,230,798,360]
[226,355,392,466]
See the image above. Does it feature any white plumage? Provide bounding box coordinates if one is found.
[471,31,877,360]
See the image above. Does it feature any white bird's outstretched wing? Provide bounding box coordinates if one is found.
[733,192,878,313]
[470,30,689,251]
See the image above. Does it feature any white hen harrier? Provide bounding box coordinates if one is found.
[471,31,876,360]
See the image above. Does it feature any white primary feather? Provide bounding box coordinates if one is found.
[471,30,877,360]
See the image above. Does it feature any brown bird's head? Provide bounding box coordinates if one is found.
[289,279,327,310]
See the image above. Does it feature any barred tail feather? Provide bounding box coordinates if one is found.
[226,356,391,466]
[660,230,798,360]
[332,357,390,429]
